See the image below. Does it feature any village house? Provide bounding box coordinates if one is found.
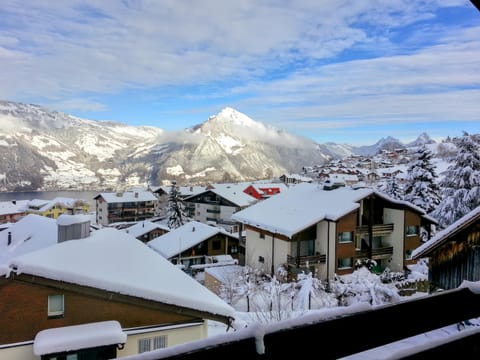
[232,183,437,279]
[25,197,90,219]
[123,220,170,243]
[0,200,28,224]
[412,206,480,291]
[0,225,236,360]
[183,183,257,225]
[148,220,242,271]
[279,173,314,185]
[94,190,158,225]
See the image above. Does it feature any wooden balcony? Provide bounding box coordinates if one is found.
[356,223,394,235]
[287,254,326,266]
[355,246,394,260]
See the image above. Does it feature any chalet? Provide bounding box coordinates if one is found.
[148,221,242,270]
[184,184,256,225]
[0,200,28,224]
[412,206,480,291]
[94,191,158,225]
[26,197,90,219]
[242,183,289,200]
[0,227,236,360]
[232,183,437,279]
[124,220,170,243]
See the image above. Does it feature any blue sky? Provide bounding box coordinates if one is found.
[0,1,479,145]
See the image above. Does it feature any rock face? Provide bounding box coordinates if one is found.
[0,101,330,191]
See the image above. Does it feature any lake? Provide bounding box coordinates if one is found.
[0,190,100,209]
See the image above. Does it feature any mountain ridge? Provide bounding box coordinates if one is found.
[0,99,440,191]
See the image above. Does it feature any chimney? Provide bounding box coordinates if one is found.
[11,200,16,205]
[7,232,12,246]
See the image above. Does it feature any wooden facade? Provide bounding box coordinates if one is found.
[413,207,480,291]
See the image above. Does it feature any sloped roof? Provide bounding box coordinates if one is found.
[0,200,28,216]
[8,228,235,320]
[186,183,257,207]
[124,220,170,238]
[232,183,432,238]
[148,220,237,259]
[0,214,57,266]
[412,206,480,259]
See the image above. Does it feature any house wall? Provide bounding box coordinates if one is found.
[0,343,38,360]
[96,198,109,225]
[384,208,404,272]
[0,279,200,345]
[117,322,207,357]
[335,212,358,275]
[404,210,422,268]
[316,220,336,280]
[244,226,289,275]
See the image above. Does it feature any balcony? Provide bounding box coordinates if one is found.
[356,223,394,236]
[286,253,326,267]
[355,246,394,260]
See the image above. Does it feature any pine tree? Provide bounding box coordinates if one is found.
[167,180,186,229]
[432,132,480,229]
[403,146,441,214]
[378,175,403,200]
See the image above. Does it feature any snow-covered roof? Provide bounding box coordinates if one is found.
[33,320,126,356]
[28,197,89,212]
[8,228,235,320]
[205,265,244,282]
[200,183,257,207]
[95,191,157,203]
[232,183,431,238]
[57,214,91,226]
[124,220,170,238]
[0,199,28,216]
[412,205,480,259]
[0,214,57,267]
[148,221,236,259]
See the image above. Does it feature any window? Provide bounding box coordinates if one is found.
[138,336,167,353]
[338,257,353,269]
[406,225,419,236]
[259,233,265,239]
[153,335,167,349]
[212,239,221,250]
[48,294,64,318]
[258,256,265,263]
[138,338,151,353]
[338,231,353,243]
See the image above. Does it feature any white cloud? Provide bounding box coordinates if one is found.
[0,0,468,99]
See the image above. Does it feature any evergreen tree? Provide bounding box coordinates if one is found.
[167,180,186,229]
[432,132,480,229]
[403,146,441,214]
[378,175,403,200]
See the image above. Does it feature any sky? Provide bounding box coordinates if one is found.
[0,1,479,145]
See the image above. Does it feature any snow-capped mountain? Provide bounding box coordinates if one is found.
[407,132,437,148]
[353,136,405,156]
[0,101,329,191]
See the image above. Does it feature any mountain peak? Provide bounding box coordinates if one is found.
[408,132,436,147]
[208,107,264,129]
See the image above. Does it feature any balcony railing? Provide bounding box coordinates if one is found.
[287,254,326,266]
[355,246,394,260]
[356,223,394,235]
